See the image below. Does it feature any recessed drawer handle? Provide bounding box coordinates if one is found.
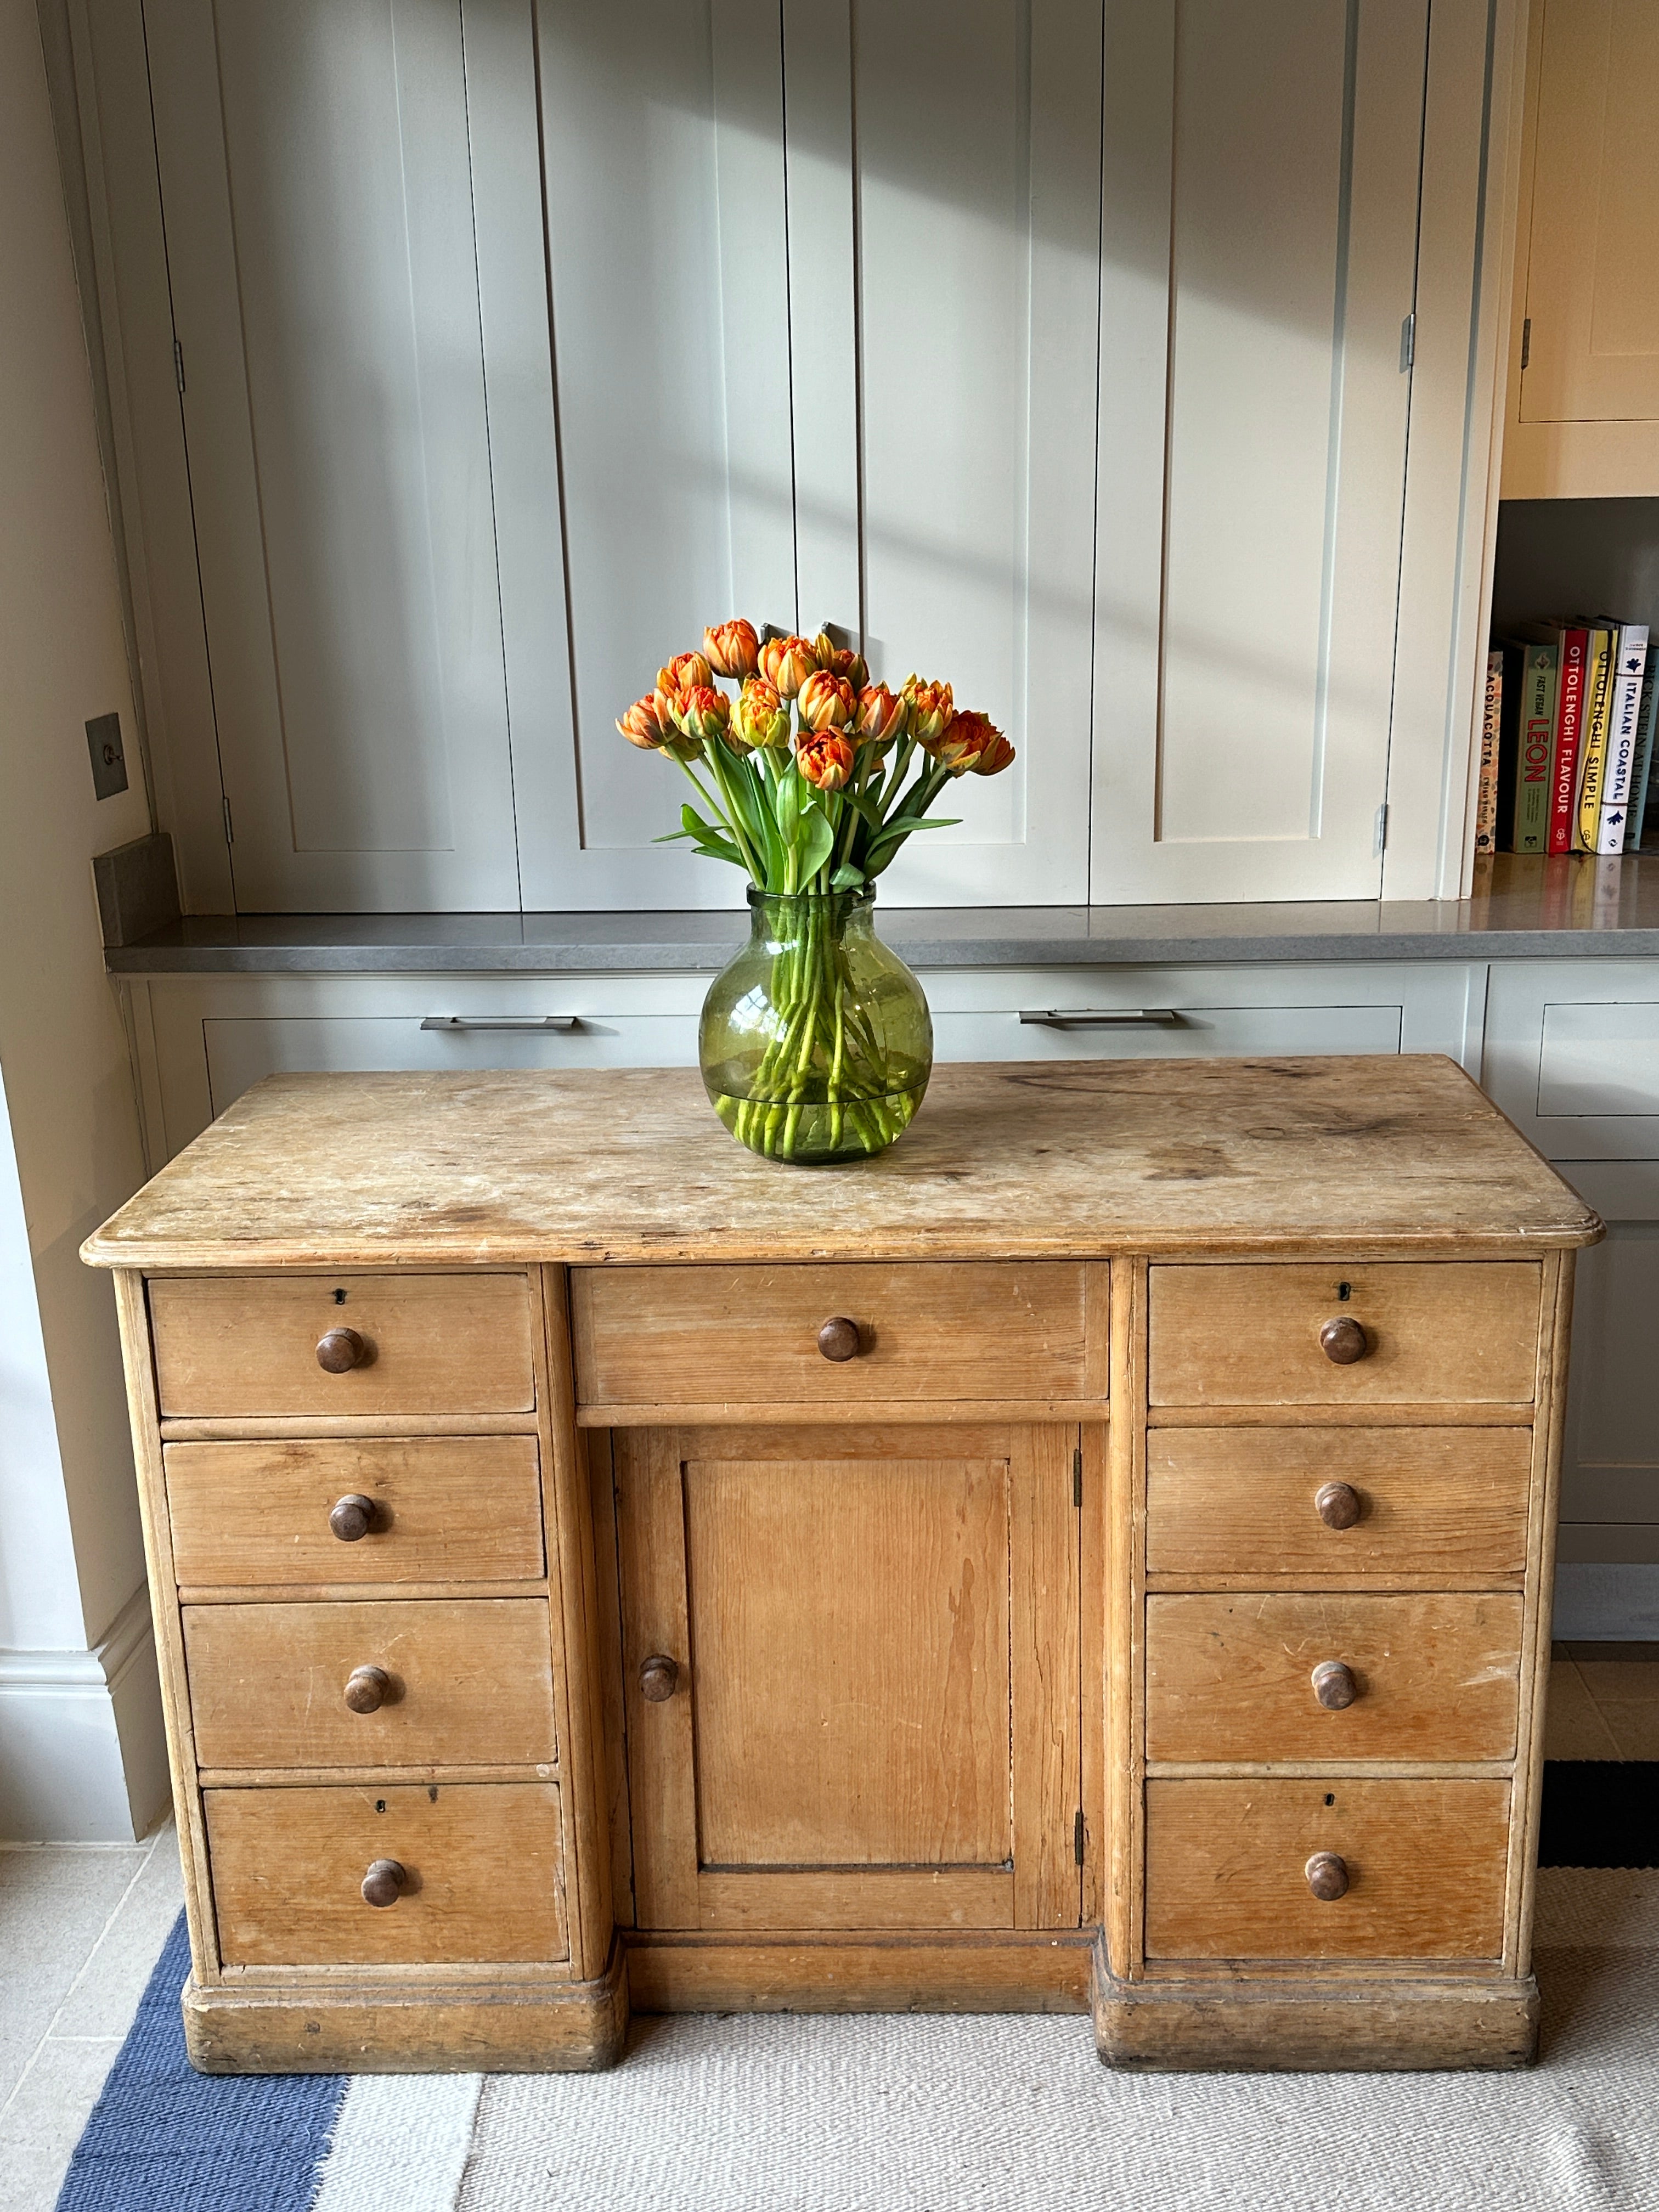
[1311,1660,1358,1710]
[362,1858,405,1908]
[1319,1316,1368,1365]
[1305,1850,1350,1901]
[1018,1008,1183,1028]
[329,1493,380,1542]
[817,1316,862,1362]
[639,1654,680,1703]
[420,1015,584,1033]
[1314,1481,1362,1530]
[344,1664,391,1714]
[316,1326,368,1374]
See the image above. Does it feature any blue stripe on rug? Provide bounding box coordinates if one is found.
[55,1912,346,2212]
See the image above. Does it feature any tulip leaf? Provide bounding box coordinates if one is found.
[830,862,866,890]
[795,802,836,885]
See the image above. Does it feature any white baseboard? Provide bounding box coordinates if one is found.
[0,1587,171,1840]
[1551,1563,1659,1643]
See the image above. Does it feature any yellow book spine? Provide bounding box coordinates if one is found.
[1576,628,1615,849]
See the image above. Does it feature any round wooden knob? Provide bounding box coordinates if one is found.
[1315,1481,1361,1530]
[329,1493,378,1542]
[639,1654,680,1703]
[817,1316,861,1362]
[361,1858,405,1908]
[1311,1659,1358,1710]
[316,1325,367,1374]
[343,1664,391,1714]
[1319,1315,1368,1365]
[1305,1850,1350,1901]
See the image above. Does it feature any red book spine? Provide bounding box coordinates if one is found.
[1548,629,1589,853]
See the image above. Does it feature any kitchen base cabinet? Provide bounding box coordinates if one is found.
[83,1056,1595,2071]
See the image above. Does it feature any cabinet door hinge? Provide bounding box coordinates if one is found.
[1399,311,1415,372]
[1373,802,1389,856]
[222,794,234,845]
[173,337,187,395]
[1072,1444,1083,1508]
[1074,1809,1086,1866]
[1521,317,1531,373]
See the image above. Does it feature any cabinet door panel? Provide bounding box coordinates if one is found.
[616,1424,1081,1931]
[1094,0,1426,902]
[144,0,521,910]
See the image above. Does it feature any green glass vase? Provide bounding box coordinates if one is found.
[698,887,933,1165]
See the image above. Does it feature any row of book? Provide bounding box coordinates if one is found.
[1475,620,1654,856]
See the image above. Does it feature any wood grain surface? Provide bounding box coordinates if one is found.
[182,1599,556,1769]
[1143,1593,1524,1762]
[164,1436,546,1585]
[80,1059,1600,1271]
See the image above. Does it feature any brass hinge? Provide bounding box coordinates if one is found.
[1073,1444,1083,1508]
[222,794,234,845]
[1521,316,1531,372]
[1074,1808,1086,1866]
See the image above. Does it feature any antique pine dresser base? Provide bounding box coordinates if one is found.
[82,1058,1599,2074]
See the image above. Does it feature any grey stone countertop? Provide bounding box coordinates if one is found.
[104,855,1659,974]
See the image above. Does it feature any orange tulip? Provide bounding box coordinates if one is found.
[703,619,760,679]
[926,708,1005,776]
[903,675,954,749]
[968,723,1016,776]
[853,683,909,752]
[813,633,869,691]
[798,670,857,731]
[758,633,820,698]
[797,729,855,792]
[672,684,731,744]
[731,676,790,753]
[657,650,713,697]
[616,693,675,751]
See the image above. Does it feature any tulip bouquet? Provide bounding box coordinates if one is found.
[618,619,1015,1161]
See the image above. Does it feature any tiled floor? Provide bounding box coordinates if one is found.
[0,1651,1655,2212]
[0,1816,182,2212]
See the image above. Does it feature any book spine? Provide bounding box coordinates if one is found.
[1475,651,1503,854]
[1513,645,1556,854]
[1598,625,1650,853]
[1625,665,1659,852]
[1576,627,1615,849]
[1547,629,1588,852]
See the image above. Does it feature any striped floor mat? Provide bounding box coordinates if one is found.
[56,1863,1659,2212]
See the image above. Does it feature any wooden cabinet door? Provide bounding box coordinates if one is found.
[142,0,523,912]
[614,1424,1083,1932]
[1092,0,1428,902]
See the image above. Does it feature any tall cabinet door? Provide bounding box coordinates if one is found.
[615,1424,1083,1932]
[144,0,523,911]
[1091,0,1428,904]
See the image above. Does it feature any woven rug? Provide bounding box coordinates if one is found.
[55,1867,1659,2212]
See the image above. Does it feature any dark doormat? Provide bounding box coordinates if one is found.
[1538,1761,1659,1867]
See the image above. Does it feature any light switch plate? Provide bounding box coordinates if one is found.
[86,712,128,799]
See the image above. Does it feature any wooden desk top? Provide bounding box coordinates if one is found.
[82,1056,1600,1271]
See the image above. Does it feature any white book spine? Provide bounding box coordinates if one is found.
[1597,624,1650,852]
[1625,667,1659,851]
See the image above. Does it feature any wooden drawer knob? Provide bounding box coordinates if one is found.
[639,1653,680,1703]
[329,1493,379,1542]
[817,1316,861,1362]
[361,1858,405,1908]
[316,1325,368,1374]
[343,1664,391,1714]
[1305,1850,1350,1901]
[1311,1660,1358,1710]
[1314,1481,1361,1530]
[1318,1316,1368,1365]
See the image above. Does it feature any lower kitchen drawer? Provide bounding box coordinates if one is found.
[205,1782,567,1966]
[1144,1593,1524,1763]
[183,1599,557,1770]
[1144,1778,1510,1962]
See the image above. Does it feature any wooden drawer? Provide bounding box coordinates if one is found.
[149,1273,536,1418]
[1144,1593,1523,1763]
[571,1261,1104,1410]
[1144,1779,1510,1961]
[183,1599,556,1770]
[1148,1263,1542,1406]
[165,1436,545,1587]
[204,1782,567,1966]
[1145,1428,1533,1585]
